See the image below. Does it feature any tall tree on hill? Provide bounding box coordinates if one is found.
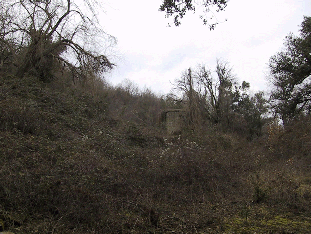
[0,0,115,82]
[232,83,268,138]
[175,68,200,126]
[174,60,268,137]
[194,60,236,126]
[174,60,236,129]
[215,60,236,127]
[269,16,311,124]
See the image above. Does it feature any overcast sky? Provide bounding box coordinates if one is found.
[99,0,311,95]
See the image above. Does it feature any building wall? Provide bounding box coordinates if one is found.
[165,110,185,134]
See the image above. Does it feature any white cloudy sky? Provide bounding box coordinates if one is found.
[98,0,311,95]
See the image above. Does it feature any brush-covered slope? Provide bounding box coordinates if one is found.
[1,74,311,233]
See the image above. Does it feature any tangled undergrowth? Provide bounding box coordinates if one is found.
[0,74,311,233]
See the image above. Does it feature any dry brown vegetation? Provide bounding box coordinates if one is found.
[0,72,311,234]
[1,1,310,233]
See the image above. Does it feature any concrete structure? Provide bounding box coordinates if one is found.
[162,109,185,135]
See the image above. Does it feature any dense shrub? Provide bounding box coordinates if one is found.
[1,73,311,233]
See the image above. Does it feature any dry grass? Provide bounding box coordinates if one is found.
[0,73,311,233]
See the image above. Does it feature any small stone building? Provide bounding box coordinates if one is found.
[162,109,185,135]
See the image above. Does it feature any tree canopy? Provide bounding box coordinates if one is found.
[172,60,268,138]
[159,0,228,29]
[269,16,311,124]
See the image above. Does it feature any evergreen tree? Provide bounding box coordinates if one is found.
[269,16,311,124]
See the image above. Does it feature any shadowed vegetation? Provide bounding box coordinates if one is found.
[0,72,311,233]
[0,2,310,233]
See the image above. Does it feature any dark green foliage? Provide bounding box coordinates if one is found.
[159,0,228,28]
[269,16,311,124]
[233,86,268,139]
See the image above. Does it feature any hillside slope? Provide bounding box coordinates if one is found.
[1,74,311,233]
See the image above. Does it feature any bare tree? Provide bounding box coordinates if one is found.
[214,59,236,126]
[0,0,115,81]
[193,60,236,124]
[175,68,202,126]
[0,1,16,71]
[173,60,268,136]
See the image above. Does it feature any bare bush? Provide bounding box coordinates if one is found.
[0,0,115,82]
